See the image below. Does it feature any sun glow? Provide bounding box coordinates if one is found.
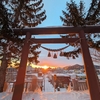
[31,64,56,69]
[42,65,49,69]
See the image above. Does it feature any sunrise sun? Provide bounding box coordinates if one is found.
[42,65,49,69]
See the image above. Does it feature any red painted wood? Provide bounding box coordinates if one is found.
[13,25,100,35]
[12,33,31,100]
[79,30,100,100]
[30,38,79,44]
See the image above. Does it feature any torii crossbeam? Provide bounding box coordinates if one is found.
[12,26,100,100]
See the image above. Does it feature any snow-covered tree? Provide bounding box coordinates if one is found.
[60,0,100,60]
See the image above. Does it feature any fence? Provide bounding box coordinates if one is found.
[72,79,88,91]
[7,82,32,92]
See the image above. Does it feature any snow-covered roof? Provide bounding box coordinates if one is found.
[51,73,70,77]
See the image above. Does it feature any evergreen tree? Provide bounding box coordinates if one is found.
[0,1,15,92]
[0,0,46,92]
[7,0,46,28]
[60,0,100,60]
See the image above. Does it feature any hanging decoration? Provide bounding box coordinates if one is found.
[40,38,81,59]
[41,45,70,59]
[48,52,51,57]
[59,51,64,56]
[40,45,70,52]
[30,37,81,59]
[53,53,57,58]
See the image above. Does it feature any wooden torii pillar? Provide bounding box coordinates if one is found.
[79,30,100,100]
[12,33,31,100]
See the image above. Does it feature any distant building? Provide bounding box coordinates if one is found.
[50,73,70,88]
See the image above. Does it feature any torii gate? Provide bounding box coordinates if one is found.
[12,26,100,100]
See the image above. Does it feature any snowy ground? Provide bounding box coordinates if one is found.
[0,75,90,100]
[0,90,90,100]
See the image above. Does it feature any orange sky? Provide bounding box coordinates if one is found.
[37,48,84,68]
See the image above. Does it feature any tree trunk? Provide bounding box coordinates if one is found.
[0,52,7,92]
